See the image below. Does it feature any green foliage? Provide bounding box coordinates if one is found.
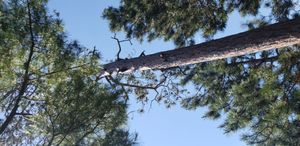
[181,48,300,145]
[0,0,137,145]
[103,0,229,46]
[101,129,138,146]
[103,0,298,46]
[103,0,300,145]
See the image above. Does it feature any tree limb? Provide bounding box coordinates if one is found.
[0,0,35,134]
[101,18,300,77]
[112,34,132,61]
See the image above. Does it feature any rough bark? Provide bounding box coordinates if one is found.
[101,18,300,76]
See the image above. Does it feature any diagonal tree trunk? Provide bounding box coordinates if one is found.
[101,18,300,76]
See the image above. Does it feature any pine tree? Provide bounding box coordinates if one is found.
[102,0,300,75]
[0,0,137,145]
[103,0,299,46]
[103,1,300,145]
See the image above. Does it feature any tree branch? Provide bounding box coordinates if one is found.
[32,62,92,80]
[74,121,101,145]
[15,112,33,116]
[101,18,300,77]
[0,0,35,134]
[227,55,279,66]
[0,88,17,102]
[111,34,132,61]
[107,75,166,90]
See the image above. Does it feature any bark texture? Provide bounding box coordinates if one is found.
[102,18,300,76]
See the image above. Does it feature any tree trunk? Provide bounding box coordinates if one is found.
[101,18,300,76]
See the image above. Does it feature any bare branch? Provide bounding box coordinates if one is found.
[111,34,132,61]
[15,112,32,116]
[106,75,129,102]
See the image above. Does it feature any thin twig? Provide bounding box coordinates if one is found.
[111,34,132,60]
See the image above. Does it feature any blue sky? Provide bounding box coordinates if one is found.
[48,1,247,146]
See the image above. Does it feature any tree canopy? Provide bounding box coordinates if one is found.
[1,0,300,145]
[103,0,300,145]
[103,0,299,46]
[0,0,137,145]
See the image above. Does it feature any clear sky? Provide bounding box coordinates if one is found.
[48,1,247,146]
